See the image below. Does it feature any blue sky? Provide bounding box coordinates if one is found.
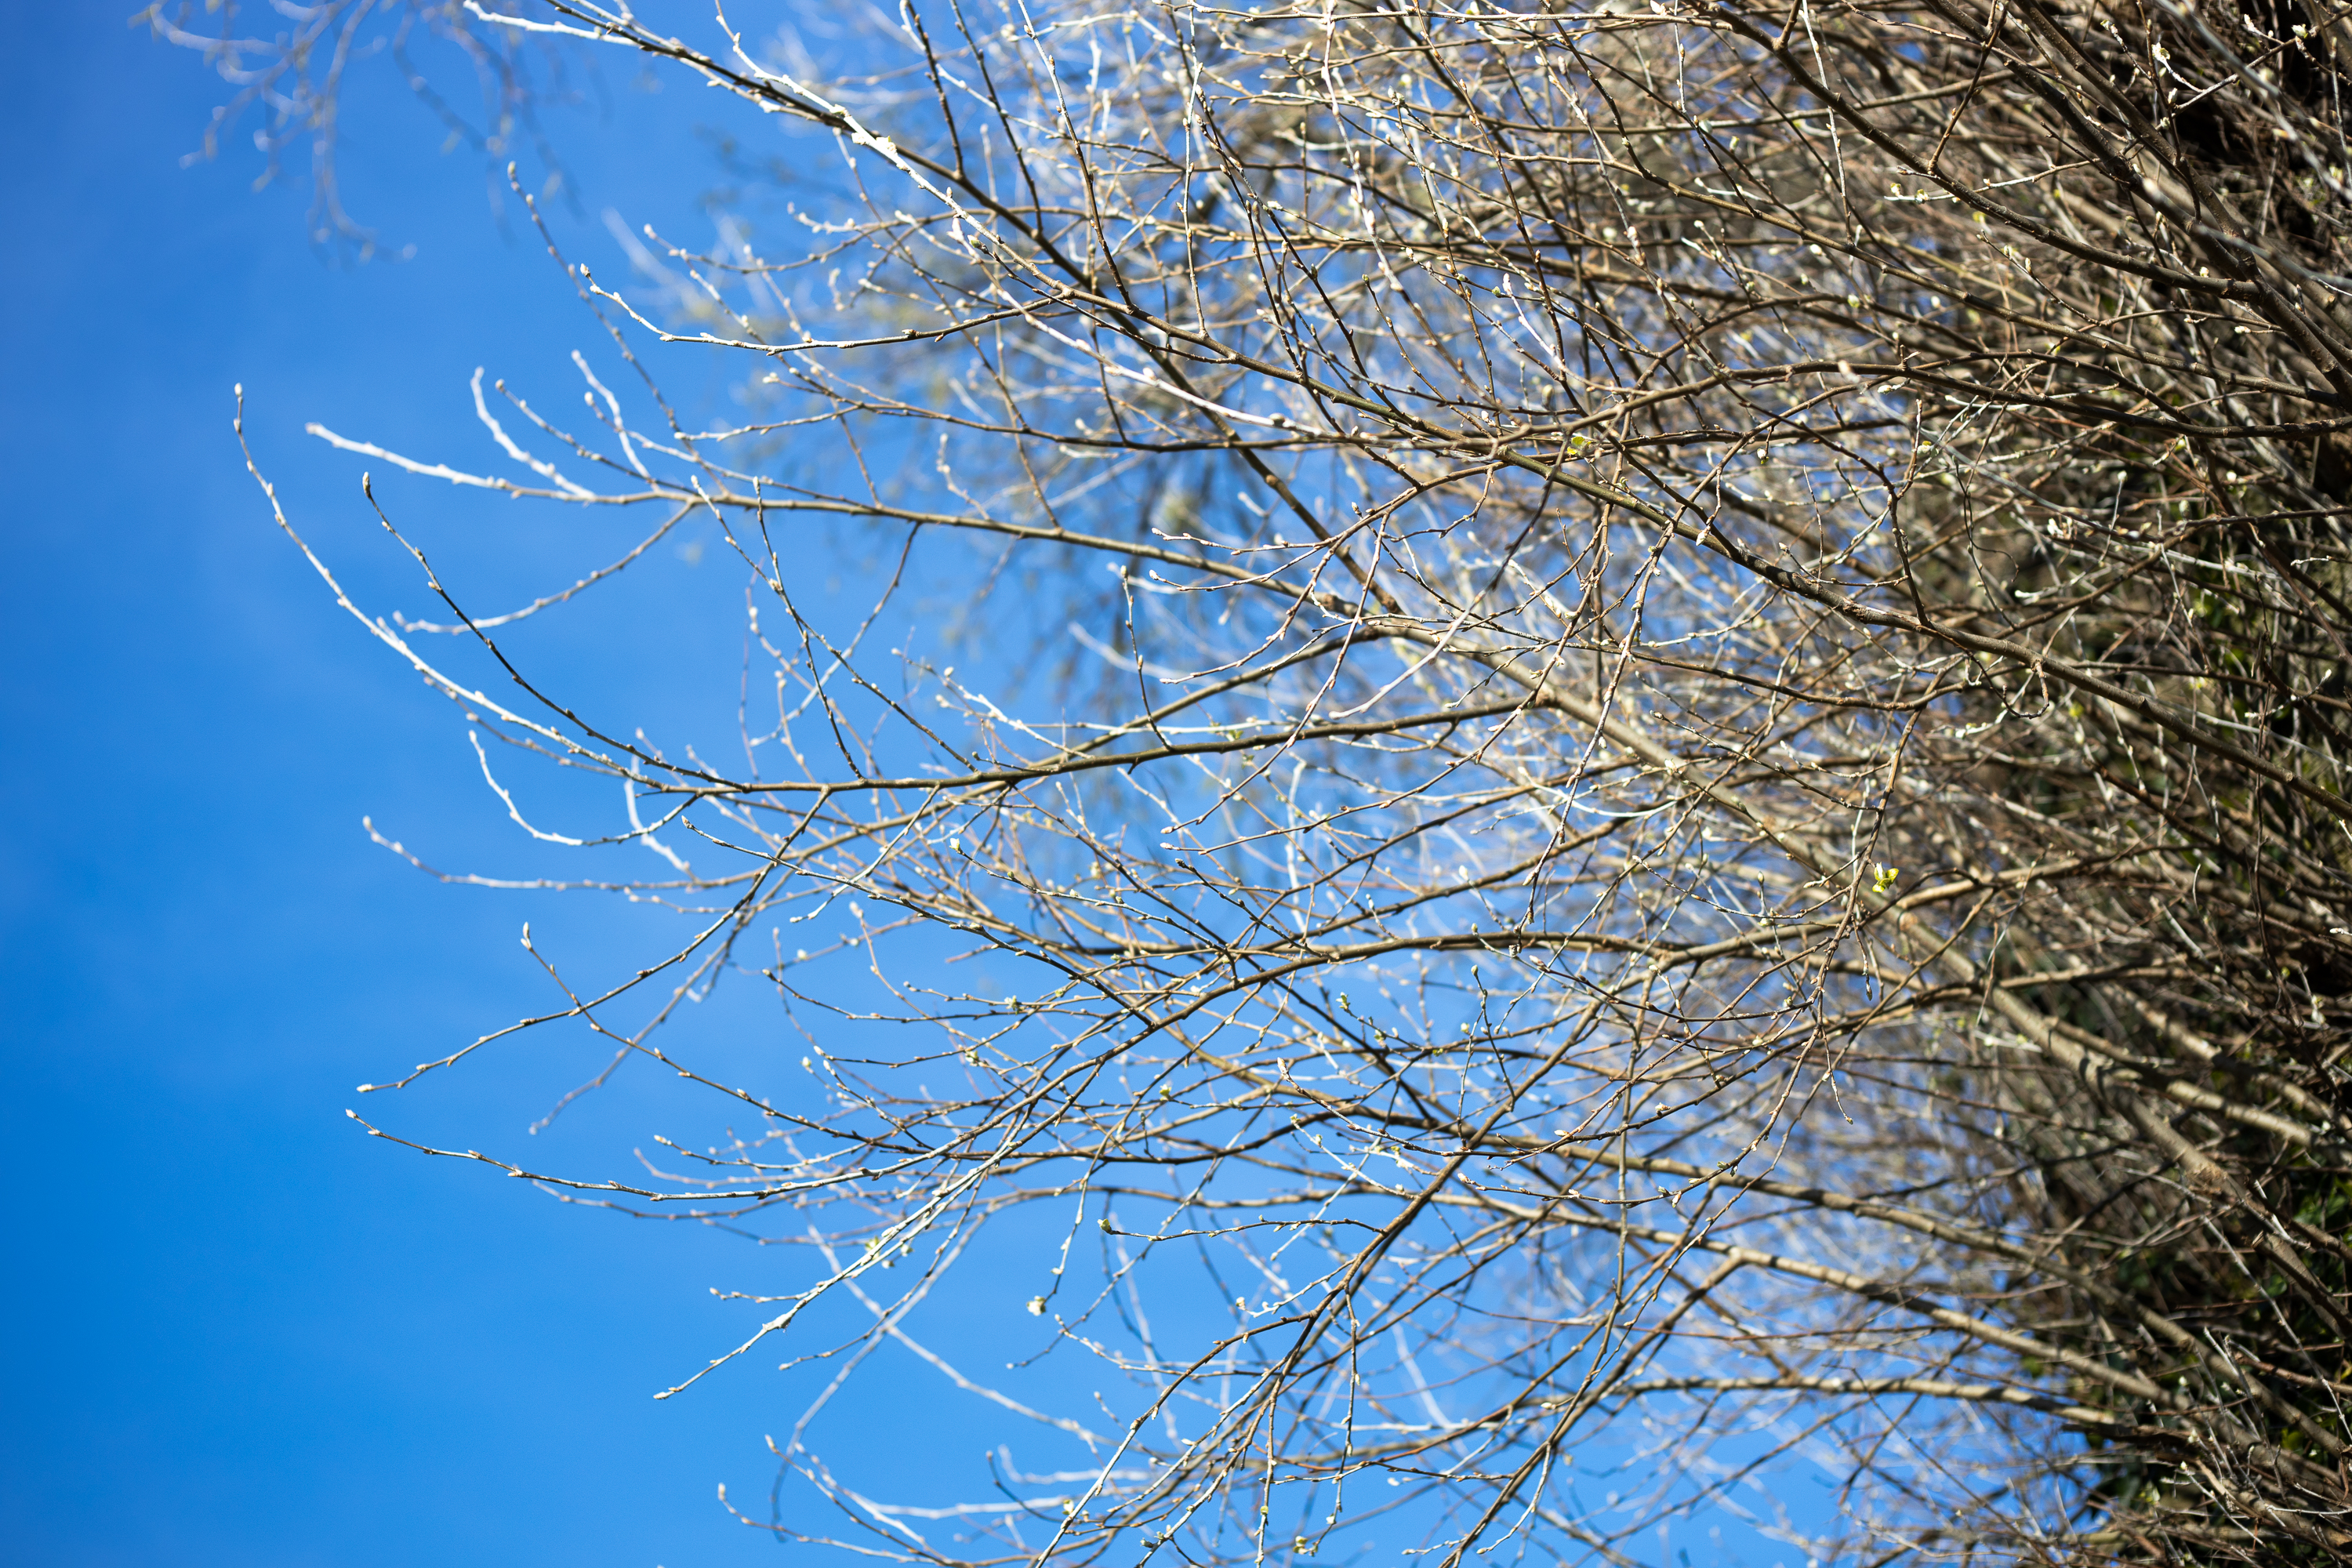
[0,11,860,1564]
[0,13,1866,1566]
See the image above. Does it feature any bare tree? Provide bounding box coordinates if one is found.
[164,0,2352,1562]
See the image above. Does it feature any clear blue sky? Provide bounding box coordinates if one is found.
[0,11,897,1564]
[0,15,1850,1566]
